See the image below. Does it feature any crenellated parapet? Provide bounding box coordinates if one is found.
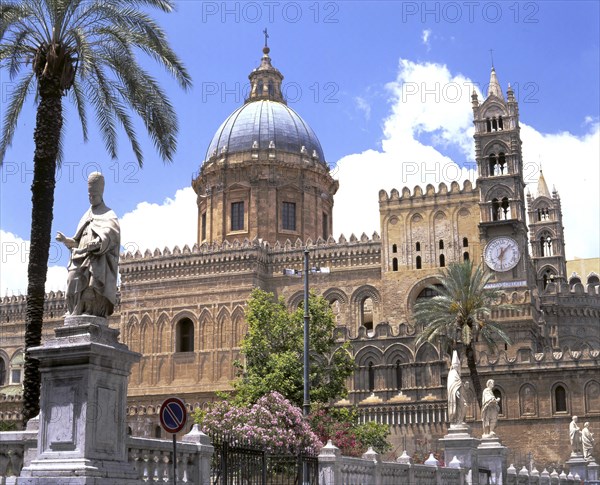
[120,233,383,284]
[379,180,477,207]
[0,291,67,323]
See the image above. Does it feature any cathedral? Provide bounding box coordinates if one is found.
[1,44,599,465]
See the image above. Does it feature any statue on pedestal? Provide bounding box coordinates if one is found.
[570,416,583,455]
[56,172,120,317]
[582,422,595,460]
[447,351,468,426]
[481,379,500,438]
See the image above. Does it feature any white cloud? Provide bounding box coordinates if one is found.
[120,187,197,254]
[422,29,432,50]
[354,96,371,121]
[0,230,67,296]
[332,58,600,260]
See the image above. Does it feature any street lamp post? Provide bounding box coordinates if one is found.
[282,249,330,418]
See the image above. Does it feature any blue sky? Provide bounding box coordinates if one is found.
[1,1,599,294]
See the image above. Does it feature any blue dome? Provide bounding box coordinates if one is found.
[205,100,325,163]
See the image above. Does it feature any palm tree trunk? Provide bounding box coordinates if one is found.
[22,75,63,427]
[465,343,482,410]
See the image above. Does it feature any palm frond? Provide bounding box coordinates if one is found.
[0,71,35,164]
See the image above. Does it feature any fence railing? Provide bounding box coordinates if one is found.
[209,432,319,485]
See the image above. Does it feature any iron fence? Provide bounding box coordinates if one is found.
[210,433,318,485]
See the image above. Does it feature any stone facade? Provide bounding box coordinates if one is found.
[1,47,599,466]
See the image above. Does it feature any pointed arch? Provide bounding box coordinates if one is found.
[139,314,152,355]
[216,307,231,349]
[198,308,213,351]
[231,306,246,348]
[155,312,170,354]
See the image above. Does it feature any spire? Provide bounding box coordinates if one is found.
[537,169,551,198]
[487,67,504,100]
[247,32,285,104]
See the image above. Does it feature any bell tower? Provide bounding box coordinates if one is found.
[527,171,567,290]
[472,67,532,286]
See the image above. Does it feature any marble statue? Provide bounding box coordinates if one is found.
[569,416,582,455]
[447,351,467,425]
[582,422,595,460]
[481,379,500,437]
[56,172,120,317]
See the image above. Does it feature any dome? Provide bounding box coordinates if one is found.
[204,99,325,163]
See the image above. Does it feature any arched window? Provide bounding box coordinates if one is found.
[486,118,492,132]
[540,234,553,257]
[439,240,444,250]
[492,118,498,131]
[415,242,421,252]
[463,251,470,262]
[0,358,5,386]
[154,426,162,439]
[439,254,445,267]
[176,318,194,353]
[127,427,133,436]
[554,385,567,413]
[493,389,503,415]
[491,198,500,221]
[395,360,402,390]
[392,258,398,271]
[463,237,469,248]
[392,244,397,253]
[257,80,263,95]
[569,276,582,286]
[416,285,443,300]
[501,197,510,219]
[268,81,274,96]
[537,207,549,221]
[368,362,375,392]
[498,153,506,174]
[416,255,422,269]
[588,275,600,287]
[489,153,497,175]
[542,270,555,289]
[360,297,373,332]
[498,116,504,130]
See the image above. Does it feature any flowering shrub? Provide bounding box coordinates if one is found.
[194,391,322,454]
[309,404,391,457]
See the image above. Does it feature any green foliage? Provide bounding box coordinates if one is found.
[309,404,391,456]
[0,0,192,165]
[0,421,18,432]
[234,288,354,407]
[413,260,513,405]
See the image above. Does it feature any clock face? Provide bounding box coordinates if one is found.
[484,237,521,272]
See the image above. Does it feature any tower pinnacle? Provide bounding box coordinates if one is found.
[537,169,551,198]
[487,66,504,100]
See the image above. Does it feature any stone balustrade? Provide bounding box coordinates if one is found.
[318,440,465,485]
[0,424,213,484]
[506,462,600,485]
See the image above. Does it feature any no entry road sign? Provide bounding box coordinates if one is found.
[159,397,187,434]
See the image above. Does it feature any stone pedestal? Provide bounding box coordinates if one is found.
[18,315,141,485]
[477,436,507,485]
[565,454,587,481]
[586,460,599,481]
[439,424,481,485]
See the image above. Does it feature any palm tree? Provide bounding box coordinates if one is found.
[0,0,191,426]
[413,260,512,408]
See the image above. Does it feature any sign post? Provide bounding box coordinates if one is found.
[160,397,188,483]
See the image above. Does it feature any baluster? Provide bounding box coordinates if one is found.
[129,448,142,478]
[142,450,151,482]
[160,451,170,482]
[0,450,9,477]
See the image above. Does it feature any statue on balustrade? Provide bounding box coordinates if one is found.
[447,351,468,426]
[481,379,500,438]
[56,172,120,317]
[582,422,595,460]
